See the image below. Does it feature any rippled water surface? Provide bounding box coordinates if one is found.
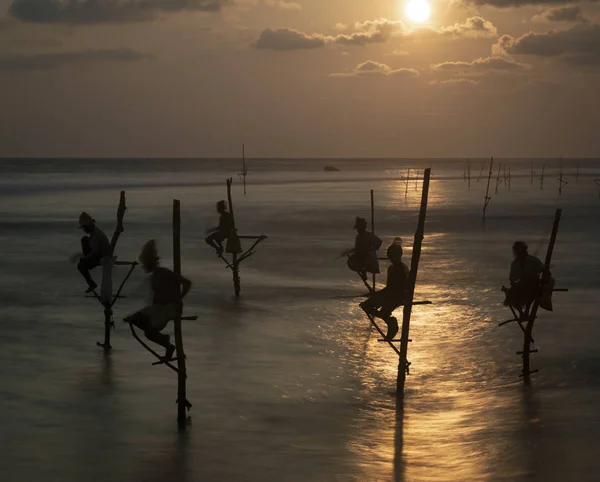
[1,158,599,481]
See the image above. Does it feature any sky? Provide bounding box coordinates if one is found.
[0,0,599,158]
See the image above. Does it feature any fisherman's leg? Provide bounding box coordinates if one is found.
[77,255,100,290]
[379,303,399,341]
[81,236,92,256]
[205,232,224,256]
[361,289,387,314]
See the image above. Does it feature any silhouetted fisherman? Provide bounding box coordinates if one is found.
[342,217,382,282]
[124,240,192,361]
[504,241,553,312]
[76,212,111,293]
[205,200,235,257]
[360,238,408,341]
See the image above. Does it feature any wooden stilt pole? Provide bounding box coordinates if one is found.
[173,199,188,428]
[530,161,534,185]
[495,162,502,194]
[397,168,431,397]
[405,169,410,197]
[467,161,471,189]
[226,178,241,297]
[483,157,494,221]
[238,144,247,195]
[503,164,508,187]
[522,209,561,383]
[540,164,545,191]
[508,167,511,191]
[477,160,485,182]
[371,189,376,291]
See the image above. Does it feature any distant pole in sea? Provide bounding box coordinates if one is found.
[508,167,511,191]
[467,160,471,189]
[594,179,600,199]
[495,162,502,194]
[503,164,508,187]
[576,165,579,183]
[483,157,494,221]
[530,161,534,185]
[405,169,410,197]
[477,160,486,182]
[238,144,248,195]
[397,168,431,397]
[540,164,546,191]
[557,155,568,195]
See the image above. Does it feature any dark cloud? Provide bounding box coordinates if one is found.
[0,48,152,70]
[9,0,227,24]
[252,28,326,50]
[331,60,419,77]
[432,56,530,74]
[464,0,594,6]
[496,23,600,66]
[532,6,589,23]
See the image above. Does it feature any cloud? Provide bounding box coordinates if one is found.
[253,16,498,50]
[429,78,481,86]
[432,56,530,75]
[264,0,301,9]
[9,0,228,24]
[252,28,326,50]
[495,23,600,66]
[438,16,497,38]
[463,0,597,7]
[531,6,589,23]
[331,60,419,78]
[0,48,151,71]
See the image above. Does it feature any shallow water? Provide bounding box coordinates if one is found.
[1,158,599,482]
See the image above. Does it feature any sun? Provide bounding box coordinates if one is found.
[405,0,431,23]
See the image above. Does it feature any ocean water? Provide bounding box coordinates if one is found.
[1,158,599,482]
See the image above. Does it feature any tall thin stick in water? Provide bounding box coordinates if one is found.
[483,157,494,220]
[530,161,534,185]
[371,189,376,291]
[397,168,431,397]
[495,162,502,194]
[540,164,545,191]
[227,178,241,297]
[173,199,188,428]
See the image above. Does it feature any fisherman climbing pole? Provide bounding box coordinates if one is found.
[210,178,267,297]
[80,191,138,352]
[125,200,196,428]
[498,209,568,382]
[358,169,432,398]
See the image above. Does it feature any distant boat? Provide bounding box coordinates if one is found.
[324,166,340,172]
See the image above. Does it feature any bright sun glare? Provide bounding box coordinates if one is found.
[405,0,431,23]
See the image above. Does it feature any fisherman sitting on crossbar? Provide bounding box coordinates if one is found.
[504,241,554,314]
[360,238,408,341]
[124,240,192,361]
[205,200,236,257]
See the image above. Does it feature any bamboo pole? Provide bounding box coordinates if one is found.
[503,164,508,187]
[540,164,545,191]
[371,189,376,291]
[173,199,188,427]
[477,160,485,182]
[226,178,241,297]
[405,169,410,197]
[522,209,561,383]
[483,157,494,220]
[397,168,431,397]
[241,144,247,195]
[495,162,502,194]
[530,161,534,185]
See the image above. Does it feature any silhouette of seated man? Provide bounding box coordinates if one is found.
[360,238,408,341]
[205,200,235,257]
[504,241,551,313]
[76,212,111,293]
[124,240,192,361]
[342,217,382,282]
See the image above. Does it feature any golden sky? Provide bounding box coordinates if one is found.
[1,0,599,158]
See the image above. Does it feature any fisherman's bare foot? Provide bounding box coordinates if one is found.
[162,344,176,361]
[384,317,399,341]
[85,283,98,293]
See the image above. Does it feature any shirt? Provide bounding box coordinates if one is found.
[510,255,544,284]
[218,212,234,234]
[151,267,182,305]
[354,231,382,258]
[386,262,409,295]
[85,227,111,259]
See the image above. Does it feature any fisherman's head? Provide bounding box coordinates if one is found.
[513,241,528,259]
[216,200,227,214]
[354,217,367,234]
[139,239,160,273]
[387,237,404,265]
[78,212,95,234]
